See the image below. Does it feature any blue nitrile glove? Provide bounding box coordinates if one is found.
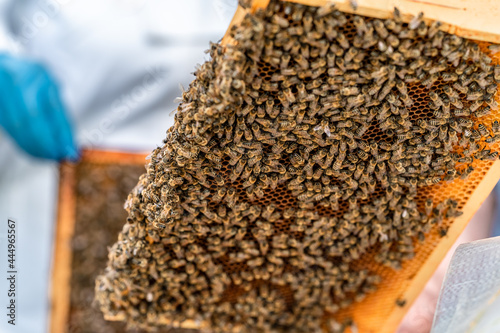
[0,54,78,161]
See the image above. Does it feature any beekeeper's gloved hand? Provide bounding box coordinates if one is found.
[0,54,78,161]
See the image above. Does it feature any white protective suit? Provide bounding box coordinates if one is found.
[0,1,235,332]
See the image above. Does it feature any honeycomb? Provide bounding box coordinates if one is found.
[70,161,144,333]
[95,1,500,332]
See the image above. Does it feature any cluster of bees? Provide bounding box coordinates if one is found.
[96,1,500,332]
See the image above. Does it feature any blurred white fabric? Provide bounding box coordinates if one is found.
[0,1,235,332]
[431,236,500,333]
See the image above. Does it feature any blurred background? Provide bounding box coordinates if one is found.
[0,1,498,333]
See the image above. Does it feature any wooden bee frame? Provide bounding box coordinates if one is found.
[50,150,147,333]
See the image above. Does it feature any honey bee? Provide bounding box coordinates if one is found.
[438,226,449,237]
[399,27,417,40]
[441,85,458,98]
[458,165,474,179]
[333,33,349,51]
[395,298,407,308]
[483,151,499,160]
[485,83,497,95]
[451,105,471,116]
[447,120,463,135]
[340,86,360,96]
[474,106,491,118]
[475,124,489,138]
[466,89,484,101]
[424,19,442,38]
[487,120,500,137]
[315,2,336,17]
[460,119,477,134]
[492,64,500,82]
[467,101,483,115]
